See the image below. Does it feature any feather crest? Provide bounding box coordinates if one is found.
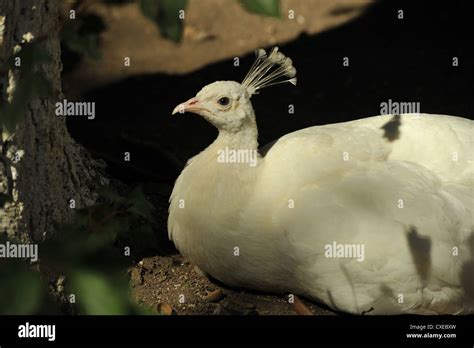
[242,47,297,96]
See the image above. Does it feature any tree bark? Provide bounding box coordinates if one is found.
[0,0,106,242]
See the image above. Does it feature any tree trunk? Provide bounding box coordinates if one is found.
[0,0,106,242]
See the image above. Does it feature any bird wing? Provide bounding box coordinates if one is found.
[245,114,473,313]
[260,114,473,185]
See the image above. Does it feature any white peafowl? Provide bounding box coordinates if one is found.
[168,47,474,314]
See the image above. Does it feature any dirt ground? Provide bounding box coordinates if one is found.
[129,254,334,315]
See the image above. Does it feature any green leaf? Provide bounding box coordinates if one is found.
[238,0,280,17]
[127,186,155,221]
[69,269,129,314]
[0,261,44,314]
[61,14,105,59]
[132,224,157,251]
[99,185,126,205]
[139,0,160,20]
[140,0,188,42]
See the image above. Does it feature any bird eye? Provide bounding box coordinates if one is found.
[217,97,230,106]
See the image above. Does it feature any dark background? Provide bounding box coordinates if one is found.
[66,0,473,249]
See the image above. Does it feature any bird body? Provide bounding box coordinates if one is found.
[168,48,474,314]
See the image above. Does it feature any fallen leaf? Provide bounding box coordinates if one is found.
[157,302,173,315]
[292,296,313,315]
[203,289,224,302]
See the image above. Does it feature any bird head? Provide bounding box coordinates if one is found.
[172,81,252,132]
[172,47,296,133]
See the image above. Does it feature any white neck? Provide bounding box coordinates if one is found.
[169,109,263,282]
[215,118,259,152]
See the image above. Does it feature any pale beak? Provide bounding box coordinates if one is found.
[172,97,201,115]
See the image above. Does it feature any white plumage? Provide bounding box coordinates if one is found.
[169,48,474,314]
